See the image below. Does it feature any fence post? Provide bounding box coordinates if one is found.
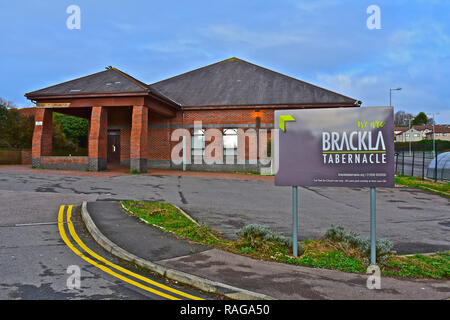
[411,147,415,177]
[422,145,425,180]
[434,145,438,183]
[401,150,405,175]
[395,152,398,174]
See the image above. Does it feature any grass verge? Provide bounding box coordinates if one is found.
[121,200,450,280]
[395,175,450,198]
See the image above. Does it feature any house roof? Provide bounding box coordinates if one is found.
[427,125,450,134]
[25,58,360,108]
[394,126,409,132]
[149,57,360,107]
[412,125,433,131]
[25,68,150,98]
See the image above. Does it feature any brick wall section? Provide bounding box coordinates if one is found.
[32,108,53,167]
[182,109,274,125]
[89,106,108,159]
[120,128,131,163]
[41,156,89,165]
[21,150,32,165]
[130,105,148,172]
[148,113,171,160]
[107,107,274,163]
[108,107,132,126]
[148,108,275,161]
[40,156,89,170]
[130,105,149,159]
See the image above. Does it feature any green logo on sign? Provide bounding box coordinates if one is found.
[279,115,296,132]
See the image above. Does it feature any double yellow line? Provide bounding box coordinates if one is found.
[58,205,203,300]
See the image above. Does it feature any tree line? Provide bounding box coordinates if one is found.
[394,110,434,127]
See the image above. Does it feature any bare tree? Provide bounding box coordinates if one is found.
[394,110,414,127]
[0,97,16,109]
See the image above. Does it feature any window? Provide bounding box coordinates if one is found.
[405,133,410,137]
[191,129,205,156]
[414,133,420,137]
[443,133,447,136]
[436,133,440,136]
[223,129,238,156]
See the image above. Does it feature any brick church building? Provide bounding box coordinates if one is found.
[25,57,360,172]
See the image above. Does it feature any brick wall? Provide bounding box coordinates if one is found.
[21,150,32,165]
[148,108,275,161]
[120,128,131,164]
[29,104,276,171]
[32,108,53,158]
[40,156,89,170]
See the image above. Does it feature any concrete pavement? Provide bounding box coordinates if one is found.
[85,200,450,300]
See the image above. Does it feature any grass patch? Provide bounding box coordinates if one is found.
[233,171,261,175]
[121,201,228,247]
[385,252,450,279]
[121,201,450,279]
[395,175,449,198]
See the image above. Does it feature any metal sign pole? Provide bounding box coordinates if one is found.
[182,136,187,171]
[292,186,298,257]
[370,187,376,265]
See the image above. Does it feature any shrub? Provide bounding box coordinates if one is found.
[324,225,393,266]
[236,224,292,248]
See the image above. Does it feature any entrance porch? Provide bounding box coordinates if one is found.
[31,96,176,173]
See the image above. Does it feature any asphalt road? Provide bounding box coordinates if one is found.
[0,186,210,300]
[0,169,449,257]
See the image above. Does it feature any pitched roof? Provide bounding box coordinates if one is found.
[429,125,450,133]
[25,68,149,98]
[412,125,433,131]
[25,58,360,108]
[394,126,409,132]
[149,57,359,107]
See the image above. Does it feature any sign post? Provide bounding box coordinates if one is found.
[370,187,376,264]
[275,107,394,263]
[292,186,298,257]
[182,136,187,171]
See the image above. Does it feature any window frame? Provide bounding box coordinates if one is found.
[223,128,238,156]
[191,128,205,156]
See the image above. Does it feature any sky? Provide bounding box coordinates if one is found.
[0,0,449,123]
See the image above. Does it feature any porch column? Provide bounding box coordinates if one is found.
[88,106,108,171]
[32,108,53,168]
[130,105,148,173]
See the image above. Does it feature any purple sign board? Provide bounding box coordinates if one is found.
[275,107,395,188]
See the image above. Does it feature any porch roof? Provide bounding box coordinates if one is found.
[25,67,178,107]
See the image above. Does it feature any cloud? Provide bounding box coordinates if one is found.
[202,25,307,48]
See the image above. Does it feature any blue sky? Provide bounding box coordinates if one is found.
[1,0,449,122]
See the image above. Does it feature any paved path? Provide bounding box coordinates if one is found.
[87,201,208,260]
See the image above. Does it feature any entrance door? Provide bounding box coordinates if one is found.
[107,132,120,164]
